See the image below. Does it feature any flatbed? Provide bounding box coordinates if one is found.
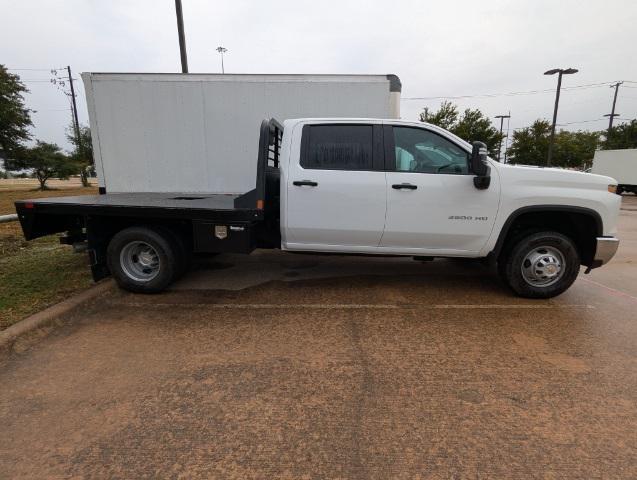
[15,193,260,239]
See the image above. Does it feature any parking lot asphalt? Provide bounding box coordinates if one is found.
[1,197,636,479]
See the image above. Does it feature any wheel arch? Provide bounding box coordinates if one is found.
[491,205,603,266]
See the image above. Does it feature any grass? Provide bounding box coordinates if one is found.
[0,186,97,215]
[0,185,98,330]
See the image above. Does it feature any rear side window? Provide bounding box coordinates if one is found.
[302,125,373,170]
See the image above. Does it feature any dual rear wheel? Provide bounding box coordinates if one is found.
[107,226,190,293]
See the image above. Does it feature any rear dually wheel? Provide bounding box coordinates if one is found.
[107,226,178,293]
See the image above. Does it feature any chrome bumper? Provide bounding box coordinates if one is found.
[591,236,619,268]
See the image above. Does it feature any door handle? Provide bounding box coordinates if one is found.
[293,180,318,187]
[392,183,417,190]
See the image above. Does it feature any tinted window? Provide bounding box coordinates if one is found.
[393,127,469,174]
[303,125,373,170]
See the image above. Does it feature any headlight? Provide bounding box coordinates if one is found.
[608,185,617,194]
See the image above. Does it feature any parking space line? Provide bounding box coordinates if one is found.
[113,302,594,310]
[580,277,637,304]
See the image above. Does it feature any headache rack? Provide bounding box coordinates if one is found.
[234,118,283,211]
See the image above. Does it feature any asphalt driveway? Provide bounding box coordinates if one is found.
[1,197,636,479]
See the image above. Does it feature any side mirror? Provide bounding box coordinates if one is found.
[470,141,491,189]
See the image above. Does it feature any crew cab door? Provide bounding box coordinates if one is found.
[284,122,386,251]
[380,124,499,254]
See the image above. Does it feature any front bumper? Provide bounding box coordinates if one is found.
[588,236,619,270]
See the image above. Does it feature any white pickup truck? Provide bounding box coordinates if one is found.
[16,118,621,298]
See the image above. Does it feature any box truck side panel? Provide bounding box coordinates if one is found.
[592,149,637,185]
[82,74,399,195]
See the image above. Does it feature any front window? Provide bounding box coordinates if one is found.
[393,127,469,174]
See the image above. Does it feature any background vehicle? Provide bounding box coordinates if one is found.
[591,148,637,195]
[15,117,621,298]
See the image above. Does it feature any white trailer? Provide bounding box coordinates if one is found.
[591,149,637,194]
[82,73,401,194]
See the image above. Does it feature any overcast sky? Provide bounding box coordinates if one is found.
[2,0,636,151]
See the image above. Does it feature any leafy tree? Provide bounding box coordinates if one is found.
[420,101,504,156]
[507,120,552,166]
[0,64,33,160]
[508,119,599,169]
[420,101,458,130]
[600,120,637,150]
[5,141,78,190]
[555,130,599,170]
[66,123,94,186]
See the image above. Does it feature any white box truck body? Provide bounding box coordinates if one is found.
[82,73,401,194]
[591,148,637,194]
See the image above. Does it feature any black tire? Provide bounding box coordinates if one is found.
[107,226,178,293]
[500,231,580,298]
[154,226,192,279]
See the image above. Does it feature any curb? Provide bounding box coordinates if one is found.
[0,280,115,357]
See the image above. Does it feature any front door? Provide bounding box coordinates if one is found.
[285,123,386,251]
[381,125,500,254]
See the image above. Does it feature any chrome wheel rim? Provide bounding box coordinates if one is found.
[521,245,565,287]
[120,241,160,282]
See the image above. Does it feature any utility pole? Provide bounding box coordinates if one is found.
[66,66,89,185]
[216,46,228,74]
[175,0,188,73]
[67,66,81,150]
[604,81,623,140]
[495,114,511,162]
[544,67,578,167]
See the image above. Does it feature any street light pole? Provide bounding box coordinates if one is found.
[174,0,188,73]
[495,114,511,162]
[544,67,578,167]
[216,46,228,74]
[604,81,623,140]
[503,113,511,163]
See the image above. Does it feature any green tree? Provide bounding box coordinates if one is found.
[555,130,599,170]
[508,119,599,169]
[420,101,458,130]
[66,123,94,186]
[600,120,637,150]
[420,101,504,155]
[0,64,33,161]
[5,141,78,190]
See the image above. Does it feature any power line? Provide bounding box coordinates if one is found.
[401,82,613,101]
[21,77,80,81]
[7,68,53,71]
[557,118,607,126]
[512,116,634,131]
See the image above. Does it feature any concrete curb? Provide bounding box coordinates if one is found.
[0,280,115,357]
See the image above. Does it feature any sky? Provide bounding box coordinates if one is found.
[1,0,637,153]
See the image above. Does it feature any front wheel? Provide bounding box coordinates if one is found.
[500,231,580,298]
[107,226,178,293]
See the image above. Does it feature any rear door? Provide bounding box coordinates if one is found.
[381,124,500,254]
[284,122,386,251]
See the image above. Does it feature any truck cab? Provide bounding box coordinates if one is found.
[280,118,501,255]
